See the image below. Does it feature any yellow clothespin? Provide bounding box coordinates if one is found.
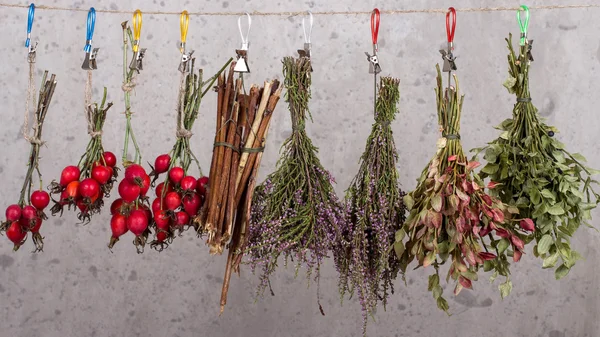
[129,9,146,71]
[178,10,194,73]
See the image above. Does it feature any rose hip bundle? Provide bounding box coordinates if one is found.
[473,30,599,280]
[244,57,347,313]
[148,55,232,250]
[1,71,57,251]
[335,76,406,331]
[398,65,533,312]
[108,20,151,252]
[49,90,115,222]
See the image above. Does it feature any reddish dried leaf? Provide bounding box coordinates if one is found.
[511,235,525,251]
[456,188,470,202]
[478,252,497,261]
[519,218,535,232]
[432,212,443,229]
[456,215,467,233]
[448,155,458,162]
[487,181,499,189]
[513,249,523,262]
[431,195,443,213]
[492,208,505,223]
[483,195,493,206]
[459,276,473,289]
[495,228,510,238]
[471,181,480,192]
[479,225,492,237]
[466,161,481,171]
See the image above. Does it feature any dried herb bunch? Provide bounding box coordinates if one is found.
[399,65,532,313]
[336,76,405,332]
[473,34,599,278]
[246,57,347,307]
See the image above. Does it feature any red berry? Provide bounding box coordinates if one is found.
[139,174,151,196]
[22,205,37,220]
[79,178,101,199]
[168,167,185,184]
[154,210,170,229]
[174,211,190,227]
[127,210,148,236]
[30,191,50,210]
[182,193,201,216]
[110,199,124,215]
[31,217,42,233]
[91,165,112,185]
[164,192,181,211]
[60,166,81,186]
[76,199,87,213]
[5,204,22,222]
[153,154,171,174]
[156,231,168,242]
[110,213,128,239]
[180,176,197,191]
[102,151,117,167]
[155,182,173,198]
[118,180,141,203]
[125,164,147,185]
[6,221,26,244]
[196,176,209,195]
[151,198,162,213]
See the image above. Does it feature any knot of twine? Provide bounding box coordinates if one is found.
[86,105,103,138]
[122,81,136,93]
[443,133,461,140]
[517,97,532,103]
[176,128,193,139]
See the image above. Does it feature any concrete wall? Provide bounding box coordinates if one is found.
[0,1,599,336]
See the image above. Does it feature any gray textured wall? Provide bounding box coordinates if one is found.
[0,1,599,336]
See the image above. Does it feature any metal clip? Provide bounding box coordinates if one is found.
[129,10,145,72]
[297,11,313,71]
[82,48,100,70]
[234,12,251,73]
[365,9,381,74]
[178,50,195,73]
[81,8,98,70]
[441,7,457,72]
[25,4,36,63]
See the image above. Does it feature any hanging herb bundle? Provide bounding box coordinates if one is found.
[472,33,599,278]
[334,76,405,332]
[147,56,232,251]
[1,71,57,251]
[108,20,152,252]
[244,56,347,313]
[398,65,532,312]
[49,89,115,222]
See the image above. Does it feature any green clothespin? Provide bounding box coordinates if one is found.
[517,5,533,61]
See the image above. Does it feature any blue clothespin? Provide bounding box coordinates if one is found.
[25,3,37,62]
[82,7,99,70]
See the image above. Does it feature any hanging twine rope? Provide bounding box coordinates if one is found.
[23,61,44,145]
[175,72,193,139]
[84,70,93,109]
[0,3,598,15]
[85,105,102,138]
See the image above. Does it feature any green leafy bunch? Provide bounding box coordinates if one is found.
[473,33,599,279]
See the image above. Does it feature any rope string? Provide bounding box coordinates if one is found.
[1,3,598,15]
[23,61,41,144]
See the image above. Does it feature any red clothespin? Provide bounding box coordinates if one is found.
[365,8,381,74]
[440,7,457,72]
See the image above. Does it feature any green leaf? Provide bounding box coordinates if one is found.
[497,239,510,254]
[537,235,553,255]
[548,204,565,216]
[503,76,517,92]
[436,297,450,312]
[571,153,587,163]
[431,195,442,213]
[541,189,556,202]
[482,164,499,175]
[542,252,559,269]
[403,194,415,210]
[395,229,406,242]
[553,151,566,163]
[498,280,513,299]
[393,241,405,259]
[428,273,440,291]
[555,264,570,280]
[461,270,479,281]
[507,206,520,214]
[432,285,443,299]
[483,260,493,272]
[499,131,510,140]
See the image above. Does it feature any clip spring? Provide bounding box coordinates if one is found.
[440,7,457,72]
[129,10,146,72]
[233,12,251,73]
[365,8,381,75]
[178,11,194,73]
[25,3,37,62]
[82,7,99,70]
